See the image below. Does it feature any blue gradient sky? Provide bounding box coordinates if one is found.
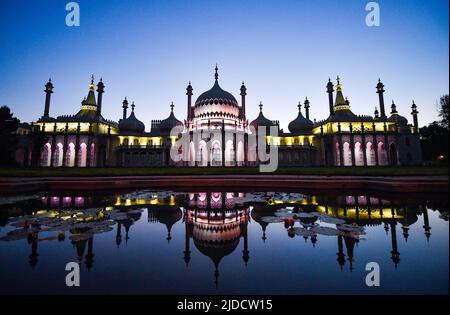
[0,0,448,130]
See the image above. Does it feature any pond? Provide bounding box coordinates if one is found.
[0,189,448,294]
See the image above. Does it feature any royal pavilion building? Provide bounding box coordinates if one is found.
[18,66,422,168]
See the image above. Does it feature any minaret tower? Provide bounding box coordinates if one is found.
[326,78,334,116]
[186,81,193,121]
[376,79,386,118]
[240,81,247,120]
[43,78,54,118]
[304,97,310,120]
[122,97,129,120]
[411,100,419,134]
[96,78,105,117]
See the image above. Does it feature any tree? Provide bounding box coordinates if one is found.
[29,130,48,167]
[420,94,450,164]
[0,106,20,166]
[420,122,449,163]
[438,94,449,130]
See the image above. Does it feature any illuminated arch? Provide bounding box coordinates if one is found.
[211,140,222,166]
[343,142,352,166]
[354,142,364,166]
[41,143,51,167]
[237,140,244,166]
[377,142,388,166]
[366,141,376,166]
[225,140,234,167]
[189,141,196,166]
[66,143,75,167]
[53,143,63,167]
[198,140,208,167]
[78,143,87,167]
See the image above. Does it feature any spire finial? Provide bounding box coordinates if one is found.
[131,101,135,112]
[259,101,263,112]
[214,64,219,81]
[170,102,174,112]
[337,75,340,84]
[100,77,103,82]
[91,74,95,84]
[297,101,302,112]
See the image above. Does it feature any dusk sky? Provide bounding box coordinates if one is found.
[0,0,448,130]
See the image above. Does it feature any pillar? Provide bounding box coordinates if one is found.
[361,122,367,166]
[349,123,355,166]
[50,127,56,167]
[74,123,81,167]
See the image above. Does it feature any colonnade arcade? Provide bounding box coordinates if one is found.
[188,139,247,167]
[332,135,398,166]
[40,134,97,167]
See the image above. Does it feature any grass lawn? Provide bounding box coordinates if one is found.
[0,166,448,177]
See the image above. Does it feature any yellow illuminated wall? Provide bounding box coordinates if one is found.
[266,135,315,147]
[312,121,396,135]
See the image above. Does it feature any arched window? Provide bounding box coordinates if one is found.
[365,142,376,166]
[225,140,234,166]
[66,143,75,167]
[53,143,63,167]
[354,142,364,166]
[78,143,87,167]
[237,141,244,166]
[343,142,352,166]
[378,142,388,166]
[40,143,51,167]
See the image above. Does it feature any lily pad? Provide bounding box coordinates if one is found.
[337,223,365,233]
[294,213,316,218]
[320,217,346,225]
[311,226,340,236]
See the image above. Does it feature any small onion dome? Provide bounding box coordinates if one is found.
[388,100,408,126]
[288,102,314,134]
[374,107,380,119]
[250,102,275,128]
[159,102,183,134]
[119,102,145,133]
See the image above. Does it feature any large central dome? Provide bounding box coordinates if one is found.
[193,66,240,120]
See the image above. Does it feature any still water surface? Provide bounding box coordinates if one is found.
[0,189,448,294]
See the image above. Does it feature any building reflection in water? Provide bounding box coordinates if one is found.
[182,192,250,286]
[1,191,442,283]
